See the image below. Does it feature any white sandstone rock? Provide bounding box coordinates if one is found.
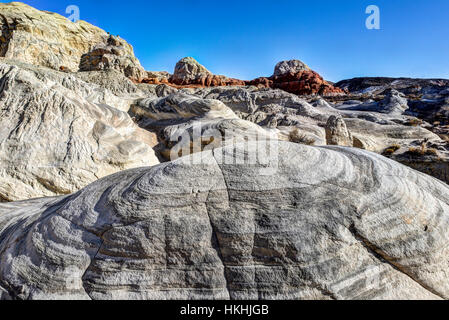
[0,60,159,201]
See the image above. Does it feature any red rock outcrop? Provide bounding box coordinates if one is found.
[171,74,246,87]
[142,57,245,88]
[141,74,245,88]
[141,71,172,85]
[140,57,345,95]
[247,70,346,95]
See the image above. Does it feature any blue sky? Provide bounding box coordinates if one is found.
[3,0,449,81]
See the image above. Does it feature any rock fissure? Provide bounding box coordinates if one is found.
[349,224,445,299]
[81,239,104,301]
[204,189,232,300]
[208,154,233,299]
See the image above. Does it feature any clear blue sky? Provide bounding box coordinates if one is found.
[3,0,449,81]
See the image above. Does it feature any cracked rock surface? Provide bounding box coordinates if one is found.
[1,142,448,300]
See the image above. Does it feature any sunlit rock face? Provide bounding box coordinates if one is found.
[0,2,144,79]
[273,59,311,76]
[0,59,159,201]
[79,35,146,82]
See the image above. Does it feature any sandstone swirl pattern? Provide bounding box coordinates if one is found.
[0,141,448,300]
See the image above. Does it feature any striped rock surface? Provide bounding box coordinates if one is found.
[1,141,449,300]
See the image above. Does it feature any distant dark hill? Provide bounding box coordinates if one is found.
[336,77,449,94]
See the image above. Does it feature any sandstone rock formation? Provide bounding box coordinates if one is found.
[325,115,353,147]
[1,142,449,300]
[73,69,143,98]
[0,2,144,79]
[335,77,449,96]
[142,71,172,85]
[0,59,159,201]
[248,60,346,96]
[131,92,275,161]
[167,84,448,184]
[143,57,246,87]
[273,59,310,76]
[378,89,409,115]
[0,2,344,97]
[271,69,345,95]
[171,57,212,83]
[334,76,449,129]
[142,57,344,96]
[332,77,449,184]
[383,139,449,185]
[79,35,146,81]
